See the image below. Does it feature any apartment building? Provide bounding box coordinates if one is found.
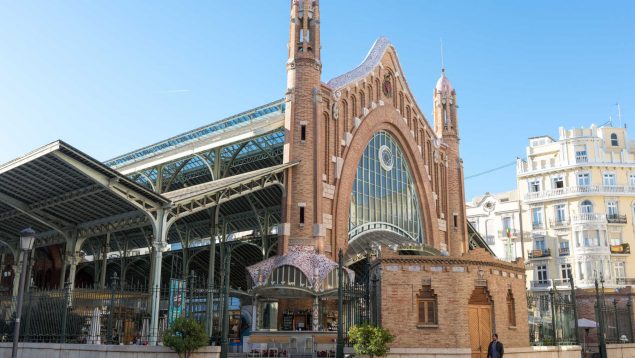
[467,190,526,262]
[517,124,635,292]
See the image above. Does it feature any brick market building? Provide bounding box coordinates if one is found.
[274,1,529,354]
[0,1,531,356]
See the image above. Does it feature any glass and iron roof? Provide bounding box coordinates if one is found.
[0,141,169,248]
[105,99,285,170]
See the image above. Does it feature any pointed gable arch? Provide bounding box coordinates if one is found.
[326,37,437,139]
[324,37,450,255]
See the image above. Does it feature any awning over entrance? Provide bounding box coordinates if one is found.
[0,141,170,250]
[247,246,354,296]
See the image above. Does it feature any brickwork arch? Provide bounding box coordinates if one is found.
[332,104,440,255]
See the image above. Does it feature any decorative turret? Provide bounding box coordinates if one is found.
[433,68,467,256]
[281,0,325,254]
[288,0,321,66]
[433,68,458,138]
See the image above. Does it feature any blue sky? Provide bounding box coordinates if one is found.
[0,1,633,200]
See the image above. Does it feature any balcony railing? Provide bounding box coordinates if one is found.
[572,213,606,224]
[607,214,627,224]
[530,279,552,289]
[532,222,545,230]
[552,278,571,288]
[549,219,570,229]
[517,155,635,175]
[525,185,635,201]
[616,277,635,286]
[576,155,588,163]
[610,243,630,254]
[528,248,551,259]
[558,247,570,256]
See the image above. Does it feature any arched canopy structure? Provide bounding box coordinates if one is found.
[247,246,354,297]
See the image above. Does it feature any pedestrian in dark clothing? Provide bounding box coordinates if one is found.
[487,333,504,358]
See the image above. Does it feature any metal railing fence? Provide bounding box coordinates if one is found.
[0,280,222,345]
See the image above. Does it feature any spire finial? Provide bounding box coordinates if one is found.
[440,39,445,73]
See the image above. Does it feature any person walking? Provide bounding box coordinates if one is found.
[487,333,504,358]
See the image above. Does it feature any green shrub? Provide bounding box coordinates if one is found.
[163,317,208,358]
[348,324,395,358]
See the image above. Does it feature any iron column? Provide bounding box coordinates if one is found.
[220,244,232,358]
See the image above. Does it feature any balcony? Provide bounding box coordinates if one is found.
[552,278,572,289]
[558,247,570,256]
[572,213,606,224]
[532,222,545,230]
[607,214,627,224]
[616,277,635,286]
[530,279,552,290]
[528,248,551,259]
[576,155,588,163]
[524,185,635,202]
[549,219,570,229]
[610,243,630,254]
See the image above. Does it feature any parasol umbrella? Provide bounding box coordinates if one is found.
[88,307,102,344]
[578,318,598,329]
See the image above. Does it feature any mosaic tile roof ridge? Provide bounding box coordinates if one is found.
[326,36,391,89]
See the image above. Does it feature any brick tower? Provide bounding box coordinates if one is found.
[281,0,324,254]
[433,68,468,256]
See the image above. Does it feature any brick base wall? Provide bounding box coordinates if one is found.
[0,343,219,358]
[379,248,529,349]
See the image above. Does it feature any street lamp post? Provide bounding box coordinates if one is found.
[336,249,344,358]
[11,228,36,358]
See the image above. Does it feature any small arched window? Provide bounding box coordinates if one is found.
[581,200,593,214]
[351,95,357,118]
[507,289,516,327]
[417,284,438,326]
[359,90,365,113]
[611,133,619,146]
[341,99,349,131]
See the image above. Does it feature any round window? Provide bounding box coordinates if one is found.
[378,145,394,171]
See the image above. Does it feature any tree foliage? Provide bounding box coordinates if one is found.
[348,324,394,358]
[163,317,208,358]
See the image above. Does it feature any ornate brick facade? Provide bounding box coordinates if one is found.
[281,0,466,259]
[279,1,530,353]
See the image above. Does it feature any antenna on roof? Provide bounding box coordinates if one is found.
[440,39,445,72]
[616,102,622,128]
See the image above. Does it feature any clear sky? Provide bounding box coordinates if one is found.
[0,1,633,200]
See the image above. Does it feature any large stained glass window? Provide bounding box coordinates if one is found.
[349,131,424,243]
